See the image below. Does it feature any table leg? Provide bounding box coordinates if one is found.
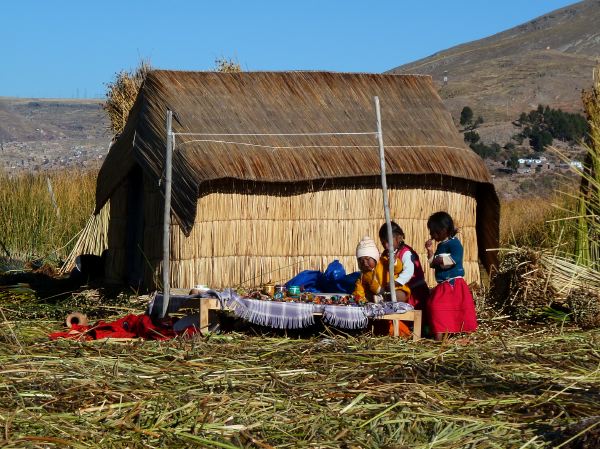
[412,310,422,341]
[393,320,400,337]
[199,298,218,335]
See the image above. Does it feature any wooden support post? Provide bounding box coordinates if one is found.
[161,110,173,319]
[375,96,399,337]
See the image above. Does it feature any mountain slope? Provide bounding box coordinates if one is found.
[388,0,600,123]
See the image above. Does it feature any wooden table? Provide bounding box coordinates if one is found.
[196,298,422,341]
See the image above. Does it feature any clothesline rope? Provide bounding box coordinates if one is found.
[175,138,466,152]
[174,131,378,137]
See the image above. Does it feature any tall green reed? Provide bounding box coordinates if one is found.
[0,169,96,265]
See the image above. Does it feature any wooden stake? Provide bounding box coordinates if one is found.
[374,97,396,304]
[375,97,399,336]
[161,110,173,319]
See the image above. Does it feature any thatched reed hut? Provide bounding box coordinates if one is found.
[93,70,499,290]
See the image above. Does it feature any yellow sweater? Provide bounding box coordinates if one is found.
[353,254,411,301]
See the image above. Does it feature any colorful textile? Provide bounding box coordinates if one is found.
[228,296,316,329]
[224,292,414,330]
[322,304,368,329]
[428,277,477,334]
[49,313,198,341]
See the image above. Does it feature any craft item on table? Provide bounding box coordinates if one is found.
[248,290,273,301]
[364,301,414,318]
[66,311,88,328]
[274,285,286,300]
[261,282,275,297]
[287,285,301,297]
[190,284,210,295]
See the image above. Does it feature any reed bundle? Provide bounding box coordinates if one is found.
[486,247,600,328]
[1,310,598,448]
[59,203,110,274]
[103,61,150,135]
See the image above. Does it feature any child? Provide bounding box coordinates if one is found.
[352,235,411,337]
[425,211,477,340]
[353,235,410,303]
[378,221,429,310]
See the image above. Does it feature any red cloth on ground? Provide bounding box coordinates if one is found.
[428,278,477,334]
[49,314,198,341]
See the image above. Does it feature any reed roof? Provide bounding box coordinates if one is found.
[96,70,498,267]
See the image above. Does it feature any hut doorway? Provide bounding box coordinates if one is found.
[126,165,144,288]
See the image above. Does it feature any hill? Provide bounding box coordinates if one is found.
[388,0,600,124]
[0,97,110,172]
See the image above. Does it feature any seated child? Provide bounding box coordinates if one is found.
[352,235,411,337]
[352,235,410,303]
[378,221,429,310]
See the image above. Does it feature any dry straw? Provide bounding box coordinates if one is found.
[1,315,599,448]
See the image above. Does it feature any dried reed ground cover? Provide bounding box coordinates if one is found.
[1,317,599,448]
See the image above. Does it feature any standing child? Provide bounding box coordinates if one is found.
[378,221,429,310]
[425,211,477,340]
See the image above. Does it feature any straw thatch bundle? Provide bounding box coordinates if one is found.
[487,247,600,327]
[103,61,151,134]
[92,70,499,289]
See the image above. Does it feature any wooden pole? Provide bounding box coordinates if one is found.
[375,96,399,337]
[374,97,397,304]
[161,110,173,319]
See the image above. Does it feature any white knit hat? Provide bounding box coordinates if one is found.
[356,236,380,262]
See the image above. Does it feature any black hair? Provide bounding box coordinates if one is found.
[427,211,457,237]
[378,221,405,242]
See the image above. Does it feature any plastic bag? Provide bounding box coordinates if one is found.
[286,260,360,294]
[285,270,323,292]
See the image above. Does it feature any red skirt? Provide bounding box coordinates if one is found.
[428,278,477,334]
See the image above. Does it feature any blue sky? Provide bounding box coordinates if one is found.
[2,0,578,99]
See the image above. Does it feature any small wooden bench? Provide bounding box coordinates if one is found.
[196,298,422,341]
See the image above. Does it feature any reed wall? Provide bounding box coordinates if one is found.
[142,186,479,289]
[104,181,129,284]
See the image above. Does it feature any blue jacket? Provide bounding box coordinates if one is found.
[433,236,465,283]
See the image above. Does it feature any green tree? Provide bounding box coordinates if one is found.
[460,106,474,127]
[529,129,553,152]
[464,130,480,145]
[508,153,520,171]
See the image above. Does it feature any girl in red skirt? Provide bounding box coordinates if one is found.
[425,211,478,340]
